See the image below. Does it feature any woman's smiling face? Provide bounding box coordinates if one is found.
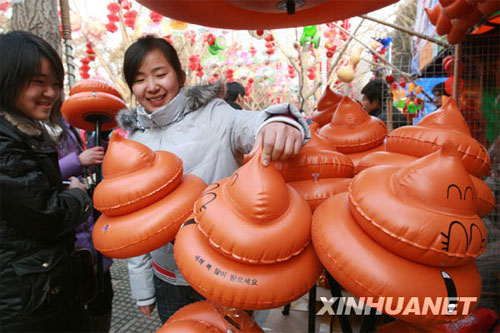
[15,57,62,121]
[131,49,182,114]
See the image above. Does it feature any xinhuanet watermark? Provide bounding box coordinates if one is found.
[317,297,477,316]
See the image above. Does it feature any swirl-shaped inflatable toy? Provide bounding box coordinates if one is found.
[311,86,343,127]
[61,78,126,131]
[195,150,312,264]
[386,98,490,178]
[175,152,322,309]
[158,301,262,333]
[92,133,206,258]
[313,191,482,325]
[355,151,495,218]
[349,141,487,267]
[319,96,387,154]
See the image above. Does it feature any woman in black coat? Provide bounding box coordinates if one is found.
[0,31,92,332]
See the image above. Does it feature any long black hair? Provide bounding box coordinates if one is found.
[0,30,64,112]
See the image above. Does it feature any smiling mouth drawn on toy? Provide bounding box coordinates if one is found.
[441,271,458,313]
[446,184,474,200]
[441,221,485,252]
[198,183,220,212]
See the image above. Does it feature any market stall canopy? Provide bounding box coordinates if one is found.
[136,0,398,29]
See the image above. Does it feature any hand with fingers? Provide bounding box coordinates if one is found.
[139,303,156,319]
[78,146,105,166]
[251,122,303,166]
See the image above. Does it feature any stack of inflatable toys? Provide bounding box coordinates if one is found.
[356,98,495,218]
[92,133,207,258]
[318,96,388,167]
[174,150,322,310]
[158,300,263,332]
[313,140,487,326]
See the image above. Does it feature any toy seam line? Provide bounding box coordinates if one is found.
[95,208,192,252]
[325,135,386,148]
[387,134,490,164]
[94,164,182,211]
[475,196,496,207]
[197,214,310,265]
[347,191,483,260]
[278,161,354,169]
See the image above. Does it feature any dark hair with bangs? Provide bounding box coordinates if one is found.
[0,30,64,112]
[361,79,389,104]
[123,35,185,91]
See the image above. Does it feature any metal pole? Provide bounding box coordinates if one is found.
[452,44,461,104]
[59,0,75,88]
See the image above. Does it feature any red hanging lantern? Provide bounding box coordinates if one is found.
[107,3,120,13]
[150,11,163,23]
[107,13,120,23]
[105,23,118,33]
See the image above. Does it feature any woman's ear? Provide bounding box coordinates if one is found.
[179,72,186,87]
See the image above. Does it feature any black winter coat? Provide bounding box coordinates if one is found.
[0,110,91,328]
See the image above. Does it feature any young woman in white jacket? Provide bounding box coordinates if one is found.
[117,35,310,323]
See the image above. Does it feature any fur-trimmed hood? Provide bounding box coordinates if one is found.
[0,110,43,136]
[117,80,226,131]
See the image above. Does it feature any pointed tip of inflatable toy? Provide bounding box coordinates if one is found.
[317,86,343,111]
[228,151,290,222]
[394,142,476,214]
[419,97,471,135]
[329,96,370,127]
[425,4,441,25]
[102,134,159,178]
[318,96,387,154]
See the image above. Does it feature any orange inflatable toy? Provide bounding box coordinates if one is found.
[386,98,490,178]
[93,134,183,216]
[271,122,353,210]
[136,0,397,30]
[158,301,262,333]
[69,77,122,99]
[92,133,206,259]
[425,0,500,44]
[312,192,482,325]
[175,222,322,310]
[61,78,126,131]
[194,150,312,264]
[288,177,351,211]
[349,142,487,267]
[354,151,417,175]
[353,151,495,218]
[175,152,322,310]
[319,96,387,154]
[272,123,354,182]
[311,86,343,127]
[470,175,496,218]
